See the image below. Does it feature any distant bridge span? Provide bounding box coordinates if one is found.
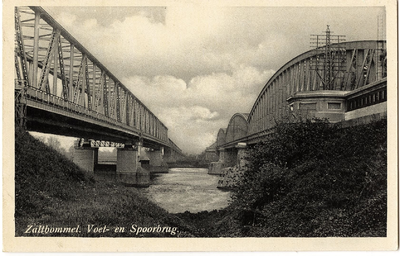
[208,39,387,173]
[14,7,184,183]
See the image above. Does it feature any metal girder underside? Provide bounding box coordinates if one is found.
[25,104,166,150]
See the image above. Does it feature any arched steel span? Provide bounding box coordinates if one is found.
[14,6,177,150]
[211,40,387,150]
[217,113,249,148]
[247,40,387,135]
[216,128,227,147]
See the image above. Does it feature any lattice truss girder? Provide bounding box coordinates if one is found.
[303,46,386,91]
[345,47,386,90]
[14,6,169,144]
[309,27,386,91]
[310,27,347,90]
[247,40,387,135]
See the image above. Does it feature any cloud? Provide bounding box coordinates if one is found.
[47,6,288,81]
[83,18,98,29]
[48,6,383,80]
[56,12,77,27]
[123,65,274,153]
[42,5,384,154]
[156,105,227,154]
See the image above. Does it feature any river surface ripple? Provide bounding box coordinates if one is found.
[142,168,231,214]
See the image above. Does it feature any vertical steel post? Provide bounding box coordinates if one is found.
[134,98,138,128]
[69,44,74,101]
[32,11,40,88]
[116,85,121,122]
[92,63,97,111]
[53,34,58,96]
[84,55,91,110]
[114,82,118,121]
[58,37,68,100]
[102,72,109,117]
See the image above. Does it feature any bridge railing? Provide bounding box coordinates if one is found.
[14,6,169,145]
[23,84,171,146]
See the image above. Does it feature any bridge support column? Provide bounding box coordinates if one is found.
[147,147,169,173]
[73,147,98,172]
[116,143,150,187]
[221,148,237,166]
[236,143,248,170]
[164,147,176,164]
[216,143,248,190]
[209,148,236,175]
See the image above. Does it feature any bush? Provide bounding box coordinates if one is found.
[229,118,387,236]
[231,162,288,225]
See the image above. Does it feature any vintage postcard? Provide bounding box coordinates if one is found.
[3,0,398,252]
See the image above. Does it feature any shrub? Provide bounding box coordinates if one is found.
[229,118,387,236]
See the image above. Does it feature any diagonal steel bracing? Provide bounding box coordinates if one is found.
[14,6,175,150]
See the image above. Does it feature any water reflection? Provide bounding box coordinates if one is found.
[143,168,231,213]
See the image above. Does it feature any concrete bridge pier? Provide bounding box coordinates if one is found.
[73,146,99,172]
[209,143,248,173]
[215,143,249,189]
[163,147,175,163]
[116,142,150,187]
[208,148,237,175]
[147,147,169,173]
[236,143,248,169]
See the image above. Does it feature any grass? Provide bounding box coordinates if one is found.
[193,119,387,237]
[15,127,193,237]
[15,118,387,237]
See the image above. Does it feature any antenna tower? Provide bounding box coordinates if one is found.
[310,25,346,90]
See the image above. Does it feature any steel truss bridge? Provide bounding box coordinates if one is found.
[14,6,183,156]
[214,39,387,152]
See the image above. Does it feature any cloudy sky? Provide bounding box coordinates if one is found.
[39,4,384,154]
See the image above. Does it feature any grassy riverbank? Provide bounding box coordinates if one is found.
[15,128,193,237]
[178,118,387,237]
[15,118,387,237]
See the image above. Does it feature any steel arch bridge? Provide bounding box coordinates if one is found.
[213,40,387,151]
[14,6,182,156]
[248,40,387,135]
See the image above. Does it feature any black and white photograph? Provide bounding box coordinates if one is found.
[3,0,398,252]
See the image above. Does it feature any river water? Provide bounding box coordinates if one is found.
[143,168,231,213]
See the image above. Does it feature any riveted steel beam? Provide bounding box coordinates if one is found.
[38,29,60,92]
[15,7,177,151]
[15,7,30,88]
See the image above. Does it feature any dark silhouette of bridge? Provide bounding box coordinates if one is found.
[14,7,184,186]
